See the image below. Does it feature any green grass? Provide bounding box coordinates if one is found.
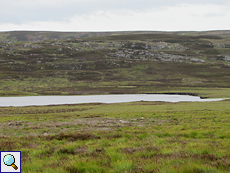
[0,100,230,172]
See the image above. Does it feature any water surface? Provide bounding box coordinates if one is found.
[0,94,226,107]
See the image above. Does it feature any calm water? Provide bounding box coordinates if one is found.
[0,94,225,107]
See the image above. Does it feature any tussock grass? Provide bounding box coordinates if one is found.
[0,100,230,172]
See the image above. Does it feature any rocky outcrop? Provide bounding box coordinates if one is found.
[107,49,205,63]
[216,55,230,61]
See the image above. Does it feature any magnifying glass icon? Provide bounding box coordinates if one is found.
[3,154,18,170]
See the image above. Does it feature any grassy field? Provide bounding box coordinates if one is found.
[0,99,230,172]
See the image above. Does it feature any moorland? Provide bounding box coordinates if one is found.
[0,30,230,97]
[0,30,230,172]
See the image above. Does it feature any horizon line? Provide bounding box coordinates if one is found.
[0,29,230,33]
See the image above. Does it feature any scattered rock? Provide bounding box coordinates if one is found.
[84,42,90,47]
[107,48,204,63]
[119,120,129,123]
[216,55,230,61]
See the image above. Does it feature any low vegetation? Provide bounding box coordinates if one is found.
[0,31,230,97]
[0,100,230,172]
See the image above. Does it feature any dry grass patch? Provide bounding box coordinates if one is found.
[46,132,101,141]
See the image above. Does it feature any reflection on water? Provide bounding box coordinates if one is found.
[0,94,225,107]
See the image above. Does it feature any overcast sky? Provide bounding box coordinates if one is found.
[0,0,230,32]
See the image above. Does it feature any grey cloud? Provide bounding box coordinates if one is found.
[0,0,229,24]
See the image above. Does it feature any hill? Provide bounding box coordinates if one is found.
[0,30,230,97]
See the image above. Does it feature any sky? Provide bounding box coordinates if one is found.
[0,0,230,32]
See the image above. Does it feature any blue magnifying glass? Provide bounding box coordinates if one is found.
[3,154,18,170]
